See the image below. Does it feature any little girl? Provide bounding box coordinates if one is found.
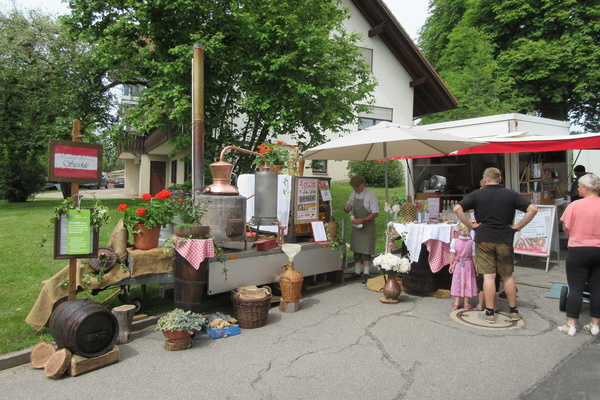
[449,222,478,309]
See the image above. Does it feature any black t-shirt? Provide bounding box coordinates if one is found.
[458,185,532,243]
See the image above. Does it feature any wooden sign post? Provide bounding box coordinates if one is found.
[68,120,82,300]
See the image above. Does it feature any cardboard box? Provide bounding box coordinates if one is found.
[204,324,240,339]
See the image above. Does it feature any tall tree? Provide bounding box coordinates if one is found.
[63,0,377,175]
[419,0,599,131]
[0,10,114,201]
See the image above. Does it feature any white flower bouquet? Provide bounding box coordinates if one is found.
[373,253,411,273]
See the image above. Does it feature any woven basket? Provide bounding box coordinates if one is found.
[231,286,272,329]
[279,263,303,303]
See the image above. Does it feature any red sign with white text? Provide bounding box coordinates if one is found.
[48,140,103,182]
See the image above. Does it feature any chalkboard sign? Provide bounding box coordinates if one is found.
[513,205,559,272]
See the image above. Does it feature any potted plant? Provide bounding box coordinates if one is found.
[155,308,206,341]
[171,194,210,238]
[117,189,175,250]
[252,141,296,171]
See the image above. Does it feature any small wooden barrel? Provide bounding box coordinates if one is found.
[49,299,118,358]
[173,252,208,313]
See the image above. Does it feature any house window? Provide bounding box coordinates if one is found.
[184,161,192,183]
[171,160,177,184]
[357,47,373,72]
[358,106,393,129]
[311,160,327,174]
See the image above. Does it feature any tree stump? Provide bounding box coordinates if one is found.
[31,341,57,369]
[279,300,300,313]
[111,304,136,344]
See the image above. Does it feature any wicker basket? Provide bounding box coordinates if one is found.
[231,286,272,329]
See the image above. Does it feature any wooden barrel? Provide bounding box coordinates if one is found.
[402,244,451,293]
[49,299,118,358]
[173,252,208,313]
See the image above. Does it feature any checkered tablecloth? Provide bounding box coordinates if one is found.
[173,238,216,270]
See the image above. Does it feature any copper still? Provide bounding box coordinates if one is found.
[202,146,273,249]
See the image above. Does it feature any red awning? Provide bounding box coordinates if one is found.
[390,133,600,159]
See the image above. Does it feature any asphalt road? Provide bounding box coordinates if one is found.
[1,252,599,399]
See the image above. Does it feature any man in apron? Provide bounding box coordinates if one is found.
[344,175,380,283]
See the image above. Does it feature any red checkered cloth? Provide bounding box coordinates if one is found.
[173,238,216,270]
[425,225,461,273]
[425,239,451,273]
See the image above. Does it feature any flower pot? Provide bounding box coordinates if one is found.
[381,272,402,304]
[133,224,161,250]
[162,330,193,342]
[270,165,284,173]
[173,225,211,238]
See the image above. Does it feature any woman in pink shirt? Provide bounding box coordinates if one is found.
[558,173,600,336]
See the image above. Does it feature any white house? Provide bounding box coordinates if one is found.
[118,0,457,196]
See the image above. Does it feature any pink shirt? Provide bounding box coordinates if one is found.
[560,196,600,247]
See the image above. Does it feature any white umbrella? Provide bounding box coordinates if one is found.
[303,122,486,161]
[303,122,487,207]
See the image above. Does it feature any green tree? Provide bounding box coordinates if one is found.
[347,160,404,188]
[63,0,377,175]
[418,0,599,131]
[0,10,114,201]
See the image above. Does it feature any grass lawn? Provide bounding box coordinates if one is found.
[0,196,174,355]
[0,182,403,355]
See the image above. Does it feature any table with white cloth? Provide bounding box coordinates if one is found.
[391,222,459,293]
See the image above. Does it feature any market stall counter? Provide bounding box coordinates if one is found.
[208,242,341,295]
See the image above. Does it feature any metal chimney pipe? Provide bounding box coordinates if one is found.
[192,43,205,194]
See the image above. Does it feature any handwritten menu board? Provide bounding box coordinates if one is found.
[294,178,319,223]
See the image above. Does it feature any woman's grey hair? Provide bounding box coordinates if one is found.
[578,173,600,193]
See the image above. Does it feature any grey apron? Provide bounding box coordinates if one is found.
[350,195,376,255]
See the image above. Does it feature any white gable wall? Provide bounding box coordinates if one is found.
[312,0,416,181]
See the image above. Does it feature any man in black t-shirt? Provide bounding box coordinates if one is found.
[454,167,538,324]
[569,165,587,201]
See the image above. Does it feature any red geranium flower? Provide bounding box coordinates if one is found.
[155,189,172,200]
[290,145,295,148]
[178,198,184,203]
[276,140,283,145]
[142,193,152,201]
[117,204,128,211]
[259,148,267,154]
[136,208,147,216]
[268,147,274,151]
